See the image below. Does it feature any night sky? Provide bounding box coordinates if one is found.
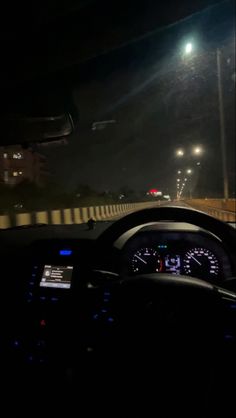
[39,0,235,197]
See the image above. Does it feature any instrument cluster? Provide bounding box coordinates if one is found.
[122,230,232,282]
[130,245,219,280]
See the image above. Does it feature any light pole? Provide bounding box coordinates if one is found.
[216,48,229,200]
[183,41,229,200]
[186,169,193,199]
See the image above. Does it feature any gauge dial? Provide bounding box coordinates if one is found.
[183,247,219,279]
[131,248,162,274]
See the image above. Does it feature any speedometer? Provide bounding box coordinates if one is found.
[131,248,163,274]
[183,247,219,280]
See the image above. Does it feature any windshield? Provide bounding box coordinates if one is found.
[0,0,235,225]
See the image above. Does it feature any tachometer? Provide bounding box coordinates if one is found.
[183,247,219,279]
[131,248,162,274]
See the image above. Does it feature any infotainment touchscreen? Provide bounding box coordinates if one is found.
[40,265,73,289]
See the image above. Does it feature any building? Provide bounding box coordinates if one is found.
[0,145,47,186]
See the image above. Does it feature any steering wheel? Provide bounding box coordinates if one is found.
[93,206,236,395]
[97,205,235,252]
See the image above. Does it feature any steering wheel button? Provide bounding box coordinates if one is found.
[224,334,235,340]
[36,340,46,348]
[107,317,114,323]
[12,339,21,349]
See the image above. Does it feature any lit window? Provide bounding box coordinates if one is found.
[13,152,23,159]
[3,153,8,159]
[12,171,19,177]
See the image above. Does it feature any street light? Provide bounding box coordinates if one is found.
[185,42,193,55]
[193,146,203,155]
[177,170,182,174]
[176,149,184,157]
[186,169,192,174]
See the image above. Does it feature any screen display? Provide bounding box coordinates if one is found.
[164,255,181,274]
[40,265,73,289]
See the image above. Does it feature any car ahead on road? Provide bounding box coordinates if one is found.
[0,1,235,416]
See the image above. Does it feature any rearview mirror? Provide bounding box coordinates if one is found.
[1,112,74,146]
[0,82,77,146]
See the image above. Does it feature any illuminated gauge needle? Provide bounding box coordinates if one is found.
[134,255,147,264]
[190,255,202,266]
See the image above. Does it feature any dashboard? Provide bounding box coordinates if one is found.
[120,224,233,283]
[0,210,235,414]
[23,224,234,299]
[0,218,235,382]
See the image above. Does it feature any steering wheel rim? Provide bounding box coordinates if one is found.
[97,206,236,254]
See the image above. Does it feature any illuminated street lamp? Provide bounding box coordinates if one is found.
[176,149,184,157]
[193,146,203,155]
[177,170,182,174]
[185,42,193,55]
[186,169,192,174]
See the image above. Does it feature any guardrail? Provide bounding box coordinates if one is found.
[184,199,236,222]
[0,201,160,229]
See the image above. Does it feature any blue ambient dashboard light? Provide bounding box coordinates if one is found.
[59,249,72,256]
